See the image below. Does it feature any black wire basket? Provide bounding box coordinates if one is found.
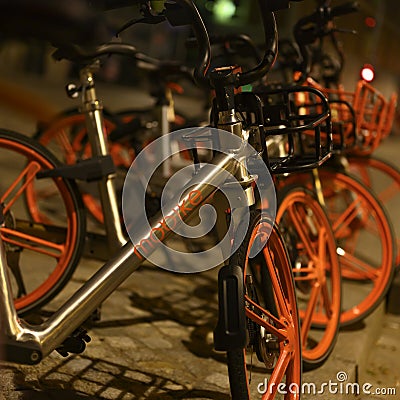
[254,84,334,174]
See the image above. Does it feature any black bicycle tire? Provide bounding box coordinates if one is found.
[226,209,302,399]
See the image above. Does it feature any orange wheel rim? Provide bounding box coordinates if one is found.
[277,190,341,362]
[0,137,80,310]
[244,223,301,399]
[318,170,394,325]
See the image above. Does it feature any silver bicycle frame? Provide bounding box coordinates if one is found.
[79,66,127,251]
[0,150,239,363]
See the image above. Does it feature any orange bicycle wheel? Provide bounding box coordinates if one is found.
[227,211,302,400]
[284,169,395,326]
[0,130,86,314]
[276,187,341,370]
[347,155,400,267]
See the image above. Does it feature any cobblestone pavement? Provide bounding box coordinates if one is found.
[0,260,234,400]
[1,256,399,400]
[358,314,400,400]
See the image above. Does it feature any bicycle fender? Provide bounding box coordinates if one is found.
[213,264,247,351]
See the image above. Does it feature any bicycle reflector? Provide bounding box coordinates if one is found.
[360,64,375,82]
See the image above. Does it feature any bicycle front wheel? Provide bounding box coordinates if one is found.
[227,211,302,400]
[276,187,341,370]
[0,130,86,314]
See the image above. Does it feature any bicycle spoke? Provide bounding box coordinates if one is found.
[264,246,293,322]
[300,283,320,345]
[246,300,287,340]
[1,227,64,259]
[318,228,327,266]
[317,229,333,318]
[293,266,317,281]
[320,280,333,319]
[57,129,78,163]
[331,197,363,238]
[338,251,380,281]
[262,349,291,400]
[378,181,399,204]
[287,205,317,261]
[362,216,382,237]
[357,167,372,187]
[1,161,41,213]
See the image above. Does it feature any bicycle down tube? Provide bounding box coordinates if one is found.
[0,149,240,363]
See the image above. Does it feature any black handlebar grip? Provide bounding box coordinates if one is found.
[331,1,359,17]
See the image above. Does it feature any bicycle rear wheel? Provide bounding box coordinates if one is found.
[292,169,395,326]
[0,130,86,314]
[227,211,301,400]
[276,187,341,370]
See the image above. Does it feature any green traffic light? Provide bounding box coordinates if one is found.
[213,0,236,22]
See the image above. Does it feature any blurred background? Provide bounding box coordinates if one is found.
[0,0,398,131]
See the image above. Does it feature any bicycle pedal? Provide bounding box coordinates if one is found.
[56,327,91,357]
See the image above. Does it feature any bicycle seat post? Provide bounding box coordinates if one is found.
[154,84,175,178]
[79,65,126,250]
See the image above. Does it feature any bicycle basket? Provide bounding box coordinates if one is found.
[305,77,398,155]
[304,78,357,151]
[255,84,333,174]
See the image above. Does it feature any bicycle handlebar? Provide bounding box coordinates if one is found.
[234,4,278,87]
[211,0,304,89]
[170,0,210,86]
[105,0,210,86]
[293,1,359,82]
[294,1,359,46]
[206,34,262,64]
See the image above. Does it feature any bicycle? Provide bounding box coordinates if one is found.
[238,80,342,369]
[216,2,394,332]
[290,0,399,265]
[28,24,343,375]
[1,1,306,399]
[32,47,202,225]
[270,0,397,327]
